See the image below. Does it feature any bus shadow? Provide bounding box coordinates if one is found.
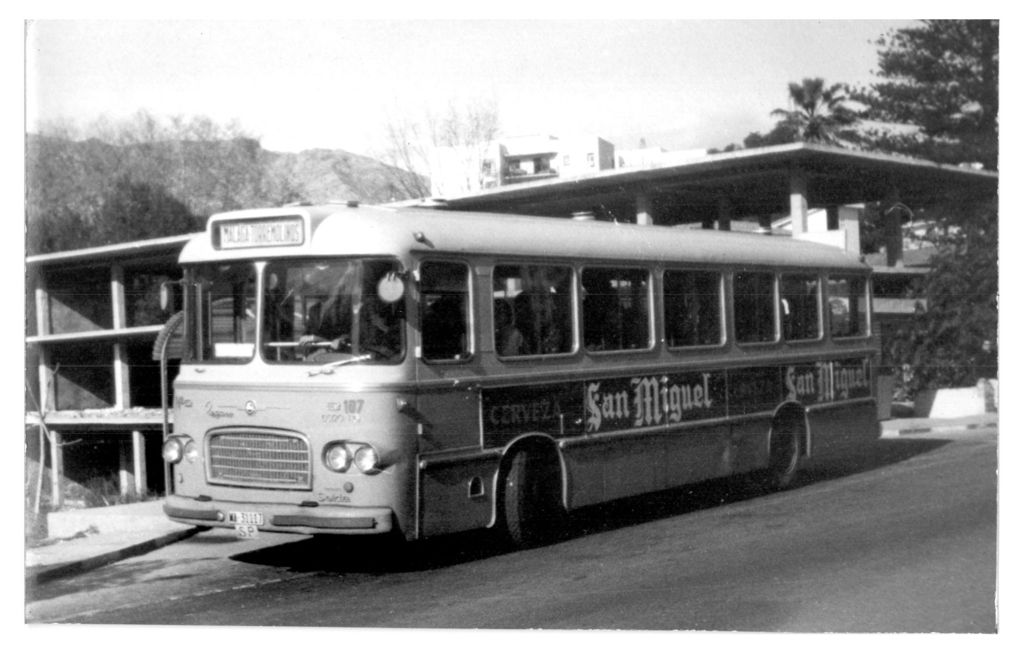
[572,437,952,536]
[232,437,952,574]
[230,529,508,575]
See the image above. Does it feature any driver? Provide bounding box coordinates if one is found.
[299,266,357,353]
[299,265,401,360]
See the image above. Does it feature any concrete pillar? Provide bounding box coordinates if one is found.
[119,431,147,499]
[636,193,653,226]
[119,439,133,500]
[883,190,906,268]
[789,168,809,236]
[34,272,54,413]
[111,265,130,410]
[49,429,63,508]
[133,431,147,497]
[840,207,862,257]
[717,196,732,231]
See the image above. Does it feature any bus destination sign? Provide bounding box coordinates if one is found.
[217,218,304,250]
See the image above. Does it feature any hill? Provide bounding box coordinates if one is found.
[25,134,426,254]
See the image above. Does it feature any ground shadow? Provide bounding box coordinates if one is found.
[26,558,188,604]
[232,436,953,575]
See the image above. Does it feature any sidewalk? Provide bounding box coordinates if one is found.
[880,412,998,437]
[25,412,998,586]
[25,499,202,585]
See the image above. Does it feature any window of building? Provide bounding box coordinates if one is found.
[827,275,869,338]
[493,264,574,357]
[420,261,471,361]
[587,152,595,167]
[582,267,651,352]
[780,274,821,341]
[664,270,723,348]
[734,272,777,343]
[563,155,571,167]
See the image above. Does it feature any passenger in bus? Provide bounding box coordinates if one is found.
[513,293,539,354]
[423,295,466,359]
[357,291,402,360]
[495,299,524,356]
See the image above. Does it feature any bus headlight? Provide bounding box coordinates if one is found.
[353,445,382,474]
[162,435,190,464]
[183,439,200,463]
[323,442,351,472]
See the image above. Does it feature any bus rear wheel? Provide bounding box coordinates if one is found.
[756,418,802,492]
[500,447,566,548]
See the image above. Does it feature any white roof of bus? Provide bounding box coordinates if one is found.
[180,204,869,272]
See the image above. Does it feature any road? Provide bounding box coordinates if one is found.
[26,427,997,632]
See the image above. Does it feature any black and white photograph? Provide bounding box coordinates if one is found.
[18,10,1006,643]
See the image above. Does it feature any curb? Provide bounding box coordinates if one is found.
[26,526,205,585]
[882,419,999,438]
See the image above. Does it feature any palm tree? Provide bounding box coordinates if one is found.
[771,78,860,145]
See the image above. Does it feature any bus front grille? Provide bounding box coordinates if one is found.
[207,430,312,489]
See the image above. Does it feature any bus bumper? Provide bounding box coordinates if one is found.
[163,495,394,536]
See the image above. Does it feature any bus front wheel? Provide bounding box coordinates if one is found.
[500,447,566,548]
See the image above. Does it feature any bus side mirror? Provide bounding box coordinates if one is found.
[377,272,406,304]
[160,280,182,312]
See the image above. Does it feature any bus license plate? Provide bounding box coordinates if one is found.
[230,511,264,539]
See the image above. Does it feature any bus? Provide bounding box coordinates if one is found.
[160,203,881,546]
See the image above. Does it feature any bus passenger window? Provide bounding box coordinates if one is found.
[827,275,869,338]
[780,274,821,341]
[582,267,651,351]
[664,270,722,348]
[493,264,573,357]
[734,272,777,343]
[420,261,470,361]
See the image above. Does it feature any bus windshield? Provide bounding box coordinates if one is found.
[185,262,258,363]
[261,258,405,364]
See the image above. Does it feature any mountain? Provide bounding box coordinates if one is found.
[25,134,426,254]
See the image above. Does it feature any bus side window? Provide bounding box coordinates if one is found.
[780,274,821,341]
[734,271,777,344]
[827,275,868,338]
[664,269,723,348]
[494,264,574,357]
[582,267,651,351]
[420,261,470,361]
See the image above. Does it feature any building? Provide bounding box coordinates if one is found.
[616,146,708,170]
[430,134,615,196]
[26,235,191,508]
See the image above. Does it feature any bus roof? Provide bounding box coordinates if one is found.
[180,203,870,272]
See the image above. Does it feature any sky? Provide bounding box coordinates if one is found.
[24,18,921,157]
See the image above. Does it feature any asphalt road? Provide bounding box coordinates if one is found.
[26,427,997,632]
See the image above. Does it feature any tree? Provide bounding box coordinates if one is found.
[885,197,998,395]
[742,123,799,149]
[851,21,1000,395]
[93,175,202,245]
[712,78,858,152]
[770,78,861,145]
[378,97,500,198]
[851,20,998,170]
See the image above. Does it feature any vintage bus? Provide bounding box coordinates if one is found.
[161,203,881,546]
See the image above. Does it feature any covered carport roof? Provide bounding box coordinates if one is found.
[438,142,998,225]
